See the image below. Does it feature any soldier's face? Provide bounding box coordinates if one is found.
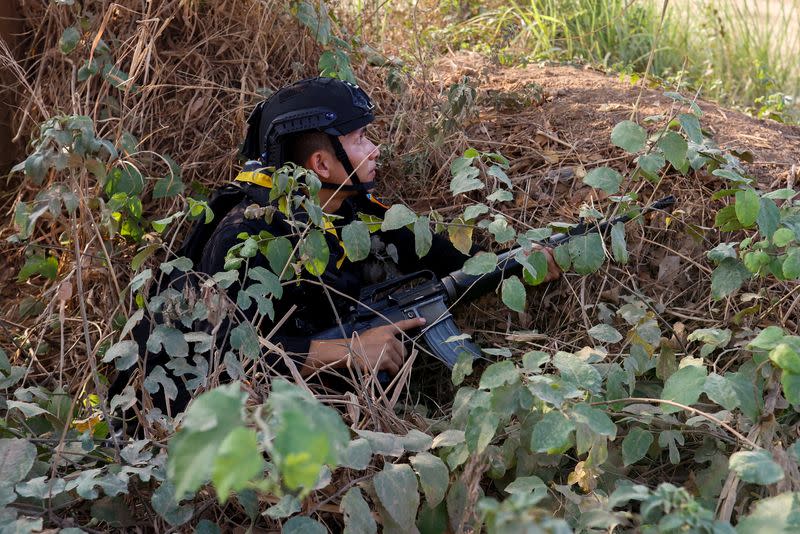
[337,126,379,187]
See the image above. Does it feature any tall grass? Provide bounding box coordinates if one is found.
[381,0,800,121]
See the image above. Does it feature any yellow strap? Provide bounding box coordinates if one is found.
[235,170,273,189]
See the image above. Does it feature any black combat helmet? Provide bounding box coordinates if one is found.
[241,77,375,192]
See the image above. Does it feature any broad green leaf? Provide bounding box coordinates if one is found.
[611,221,628,264]
[341,221,371,262]
[17,254,58,282]
[382,204,417,231]
[571,403,617,439]
[300,230,329,276]
[729,450,784,485]
[264,495,301,519]
[773,227,795,247]
[266,236,293,279]
[657,131,688,169]
[521,250,549,286]
[749,326,786,350]
[59,26,81,54]
[711,258,751,300]
[167,383,247,498]
[269,380,349,492]
[583,167,622,194]
[462,252,498,275]
[715,205,744,231]
[488,216,516,243]
[769,343,800,374]
[151,481,194,526]
[734,190,760,227]
[374,464,419,529]
[504,475,547,500]
[160,256,193,275]
[339,438,372,470]
[621,427,653,466]
[553,244,571,270]
[284,516,326,534]
[531,410,575,454]
[703,373,740,411]
[660,364,707,414]
[450,167,484,196]
[588,324,623,344]
[637,152,666,174]
[153,175,184,199]
[553,351,602,393]
[611,120,646,153]
[783,250,800,279]
[757,198,780,239]
[414,216,433,258]
[147,325,189,358]
[105,165,144,196]
[487,189,513,203]
[101,340,139,371]
[465,407,499,454]
[451,352,473,386]
[782,371,800,404]
[737,492,800,534]
[568,233,605,274]
[211,427,264,504]
[463,203,489,221]
[501,275,526,312]
[0,439,37,485]
[401,429,433,453]
[341,487,377,534]
[410,452,449,507]
[479,361,518,389]
[677,113,703,143]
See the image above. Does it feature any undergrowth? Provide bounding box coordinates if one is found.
[2,0,800,532]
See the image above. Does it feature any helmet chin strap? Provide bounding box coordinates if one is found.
[324,134,374,194]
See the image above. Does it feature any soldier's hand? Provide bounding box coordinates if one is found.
[532,244,561,282]
[306,317,426,376]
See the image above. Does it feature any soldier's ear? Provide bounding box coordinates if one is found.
[305,149,333,179]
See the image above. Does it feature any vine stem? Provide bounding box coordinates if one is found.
[590,397,760,450]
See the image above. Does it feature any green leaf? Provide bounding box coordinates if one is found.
[588,324,623,344]
[339,438,372,470]
[531,410,575,454]
[59,26,80,54]
[553,351,602,393]
[465,407,499,454]
[462,252,498,275]
[729,450,784,485]
[737,492,800,534]
[167,383,247,498]
[463,203,489,221]
[293,0,332,45]
[660,364,707,414]
[264,495,300,519]
[501,275,526,312]
[479,361,518,389]
[735,190,761,227]
[450,167,484,196]
[711,258,751,300]
[488,216,516,243]
[621,427,653,466]
[773,227,795,247]
[374,464,419,529]
[153,175,184,199]
[300,230,329,276]
[0,439,37,486]
[782,371,800,404]
[101,340,139,371]
[553,244,571,271]
[451,352,473,386]
[284,516,327,534]
[17,253,58,282]
[715,205,744,231]
[267,236,293,279]
[504,475,547,500]
[749,326,786,350]
[381,204,417,231]
[703,373,740,411]
[637,152,665,174]
[758,198,780,239]
[583,167,622,194]
[783,249,800,279]
[611,120,646,153]
[571,403,617,439]
[160,256,193,275]
[151,481,195,527]
[341,487,377,534]
[677,113,703,143]
[410,452,449,507]
[341,221,371,262]
[568,233,605,274]
[657,131,688,169]
[610,221,628,264]
[269,379,349,492]
[448,217,474,254]
[147,325,189,358]
[211,427,264,504]
[414,216,433,258]
[769,343,800,374]
[105,165,144,196]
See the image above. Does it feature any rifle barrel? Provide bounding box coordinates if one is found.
[440,195,676,302]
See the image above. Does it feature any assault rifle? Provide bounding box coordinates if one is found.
[316,196,676,374]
